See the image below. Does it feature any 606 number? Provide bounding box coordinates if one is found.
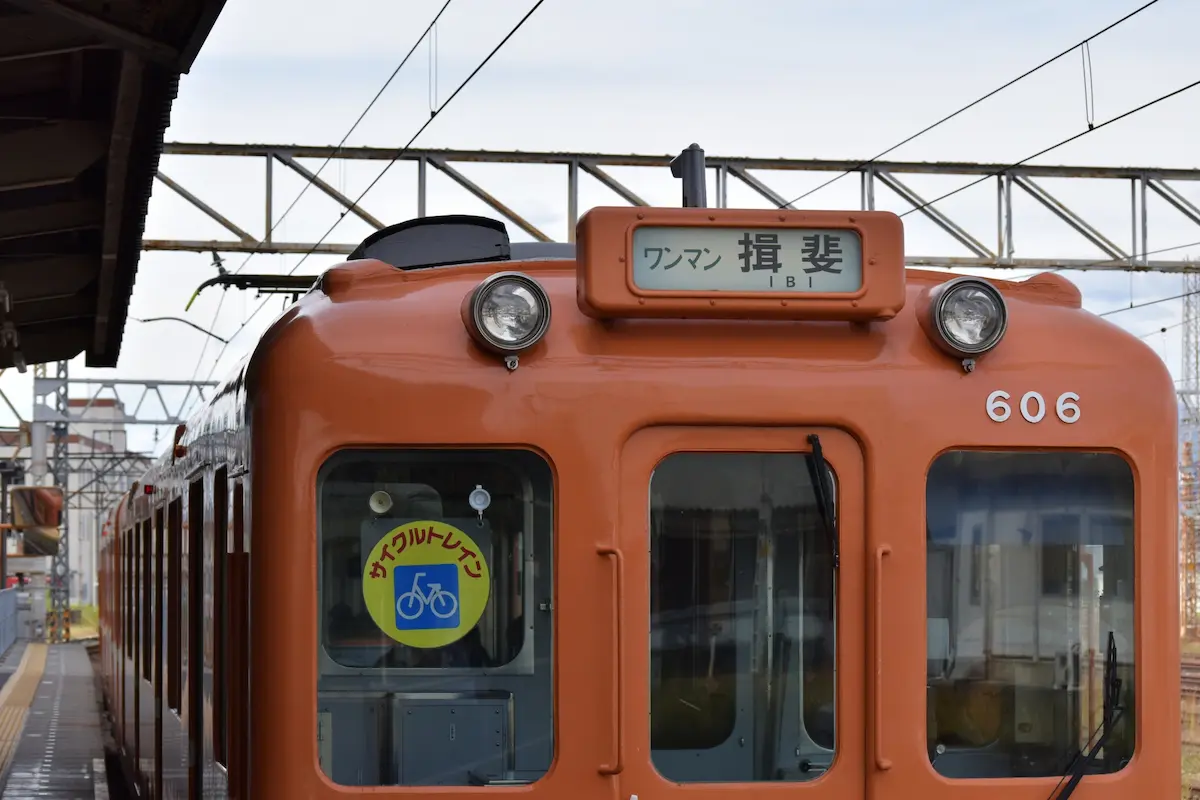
[986,390,1080,424]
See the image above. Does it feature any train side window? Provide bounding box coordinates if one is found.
[167,499,183,713]
[142,520,153,682]
[187,478,204,780]
[925,451,1135,779]
[135,524,143,677]
[647,452,837,783]
[213,467,228,768]
[227,480,247,798]
[116,537,121,650]
[316,449,553,787]
[124,529,133,659]
[155,508,165,695]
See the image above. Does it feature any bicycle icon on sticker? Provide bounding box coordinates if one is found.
[393,563,461,630]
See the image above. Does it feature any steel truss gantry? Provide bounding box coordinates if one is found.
[148,142,1200,272]
[28,375,216,640]
[1183,272,1200,637]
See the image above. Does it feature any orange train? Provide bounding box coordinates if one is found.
[99,195,1178,798]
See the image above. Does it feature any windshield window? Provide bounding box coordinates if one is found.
[649,451,837,783]
[925,450,1135,779]
[317,449,553,787]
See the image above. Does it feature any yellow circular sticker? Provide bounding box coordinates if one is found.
[362,520,491,648]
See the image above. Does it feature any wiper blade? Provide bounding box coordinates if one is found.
[1048,631,1123,800]
[805,434,839,569]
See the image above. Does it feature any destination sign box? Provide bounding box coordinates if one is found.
[576,207,905,322]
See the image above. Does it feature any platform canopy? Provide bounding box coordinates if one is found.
[0,0,226,369]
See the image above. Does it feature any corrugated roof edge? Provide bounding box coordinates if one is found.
[88,0,229,367]
[89,69,180,368]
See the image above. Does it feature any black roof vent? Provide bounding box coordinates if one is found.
[349,214,511,270]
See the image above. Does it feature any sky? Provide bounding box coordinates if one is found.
[7,0,1200,454]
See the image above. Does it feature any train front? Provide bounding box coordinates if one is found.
[251,206,1179,799]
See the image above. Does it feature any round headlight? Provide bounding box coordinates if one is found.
[930,277,1007,356]
[462,272,551,354]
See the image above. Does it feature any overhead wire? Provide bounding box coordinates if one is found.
[181,0,458,391]
[202,105,1197,381]
[898,74,1200,220]
[771,0,1196,343]
[775,0,1166,209]
[1139,319,1183,338]
[191,0,1189,385]
[193,0,550,387]
[1045,239,1200,322]
[1004,239,1200,281]
[1098,283,1199,317]
[888,71,1200,331]
[976,237,1200,283]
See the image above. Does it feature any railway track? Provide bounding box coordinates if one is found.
[1181,657,1200,747]
[1185,656,1200,697]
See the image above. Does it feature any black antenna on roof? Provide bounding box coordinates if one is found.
[670,143,707,208]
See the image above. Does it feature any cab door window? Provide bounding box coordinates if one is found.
[648,451,837,783]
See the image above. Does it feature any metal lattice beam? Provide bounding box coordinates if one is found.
[31,376,217,511]
[1182,273,1200,638]
[145,142,1200,272]
[33,377,216,427]
[25,375,217,640]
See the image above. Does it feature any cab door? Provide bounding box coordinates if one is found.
[605,426,866,800]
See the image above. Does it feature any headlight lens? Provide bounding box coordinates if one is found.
[480,281,542,344]
[465,272,551,353]
[932,277,1007,356]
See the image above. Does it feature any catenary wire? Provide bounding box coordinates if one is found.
[182,0,457,390]
[195,3,1193,390]
[898,75,1200,219]
[192,0,550,389]
[775,0,1166,209]
[1139,319,1183,338]
[1099,283,1200,317]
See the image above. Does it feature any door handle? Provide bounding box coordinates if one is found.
[597,544,624,776]
[874,544,892,771]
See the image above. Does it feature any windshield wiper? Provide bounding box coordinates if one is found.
[805,434,839,569]
[1047,631,1124,800]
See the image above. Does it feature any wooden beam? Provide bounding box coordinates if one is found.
[0,199,103,241]
[0,92,77,122]
[2,0,179,66]
[0,14,101,63]
[0,256,95,297]
[0,120,106,191]
[7,292,95,326]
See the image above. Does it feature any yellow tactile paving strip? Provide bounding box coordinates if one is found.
[0,644,47,776]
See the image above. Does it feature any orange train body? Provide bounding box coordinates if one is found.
[97,205,1179,799]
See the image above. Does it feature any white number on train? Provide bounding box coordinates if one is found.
[986,391,1079,424]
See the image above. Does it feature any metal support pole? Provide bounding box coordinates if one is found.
[48,360,69,642]
[567,159,578,242]
[264,153,274,245]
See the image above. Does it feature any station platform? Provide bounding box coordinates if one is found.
[0,640,111,799]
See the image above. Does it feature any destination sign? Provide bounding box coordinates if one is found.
[631,226,864,294]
